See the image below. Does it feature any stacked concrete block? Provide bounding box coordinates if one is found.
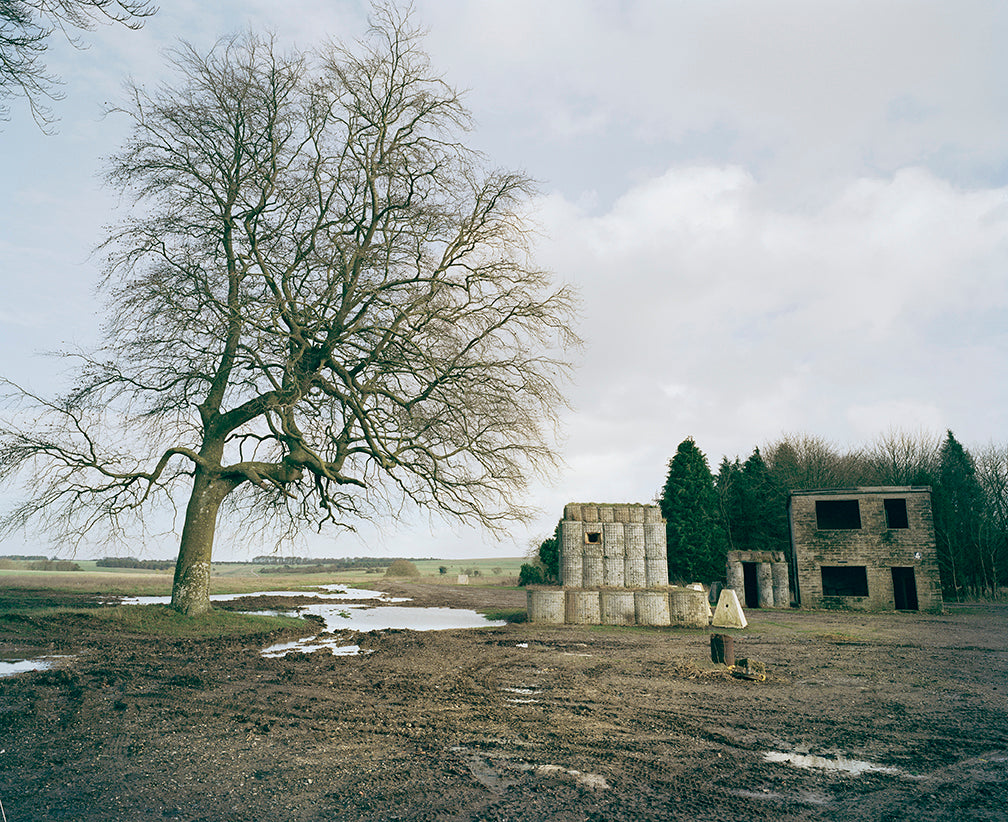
[526,588,565,623]
[603,521,626,587]
[634,590,671,625]
[527,502,713,628]
[600,590,636,625]
[670,586,712,628]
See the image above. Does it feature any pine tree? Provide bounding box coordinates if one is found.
[659,438,728,583]
[933,431,987,598]
[717,449,789,555]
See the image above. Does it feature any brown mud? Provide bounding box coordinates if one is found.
[0,581,1006,821]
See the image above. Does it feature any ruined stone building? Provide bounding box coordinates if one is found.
[787,486,943,612]
[725,550,790,609]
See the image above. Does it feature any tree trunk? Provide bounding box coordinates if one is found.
[171,468,228,616]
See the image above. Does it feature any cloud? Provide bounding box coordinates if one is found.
[535,163,1008,471]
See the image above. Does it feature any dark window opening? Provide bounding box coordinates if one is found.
[585,531,601,544]
[884,498,909,529]
[816,499,862,530]
[742,562,759,608]
[821,565,869,597]
[891,567,919,610]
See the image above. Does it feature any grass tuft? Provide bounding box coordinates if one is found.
[89,604,307,639]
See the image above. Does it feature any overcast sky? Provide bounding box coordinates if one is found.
[2,1,1007,561]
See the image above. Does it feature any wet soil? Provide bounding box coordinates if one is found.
[0,582,1005,821]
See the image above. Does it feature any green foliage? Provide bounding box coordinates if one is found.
[27,560,81,571]
[97,557,175,570]
[519,521,561,586]
[932,431,992,598]
[660,438,728,583]
[439,566,448,575]
[538,522,561,582]
[518,563,545,586]
[717,448,790,556]
[384,559,420,578]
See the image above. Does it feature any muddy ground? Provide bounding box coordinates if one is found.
[0,581,1006,821]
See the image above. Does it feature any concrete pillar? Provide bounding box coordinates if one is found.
[526,589,565,623]
[560,519,582,588]
[726,560,745,604]
[757,562,773,608]
[603,522,625,587]
[634,590,671,625]
[600,590,636,625]
[670,587,710,627]
[582,543,604,588]
[772,561,789,607]
[566,590,601,624]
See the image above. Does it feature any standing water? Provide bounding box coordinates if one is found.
[118,586,505,657]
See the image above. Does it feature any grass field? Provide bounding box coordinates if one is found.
[0,555,526,598]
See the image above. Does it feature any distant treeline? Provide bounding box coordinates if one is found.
[0,555,47,561]
[0,558,81,571]
[252,556,434,569]
[96,557,176,570]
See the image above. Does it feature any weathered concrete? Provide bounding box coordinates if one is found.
[712,589,748,629]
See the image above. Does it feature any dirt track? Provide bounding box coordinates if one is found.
[1,582,1006,821]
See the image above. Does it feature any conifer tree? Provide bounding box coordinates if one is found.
[717,449,789,555]
[659,438,728,582]
[933,431,987,598]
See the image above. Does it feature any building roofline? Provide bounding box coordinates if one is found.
[787,486,932,497]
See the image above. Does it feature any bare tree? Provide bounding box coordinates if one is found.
[763,433,868,490]
[0,7,579,615]
[865,428,940,486]
[1,0,156,127]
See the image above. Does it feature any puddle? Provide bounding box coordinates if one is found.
[765,751,920,778]
[116,586,504,658]
[0,658,56,678]
[261,605,505,657]
[451,746,610,793]
[118,586,408,606]
[262,640,367,658]
[294,605,504,633]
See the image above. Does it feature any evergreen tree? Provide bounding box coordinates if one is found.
[519,521,560,586]
[717,449,789,555]
[537,521,561,583]
[659,438,728,582]
[933,431,987,598]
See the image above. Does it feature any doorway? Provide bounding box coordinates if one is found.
[891,567,919,611]
[742,562,759,608]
